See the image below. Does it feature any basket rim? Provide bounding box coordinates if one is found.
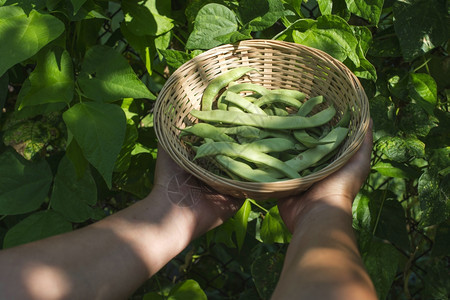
[154,39,370,198]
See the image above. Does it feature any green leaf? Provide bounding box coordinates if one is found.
[373,160,418,179]
[77,45,155,102]
[239,0,285,31]
[374,199,410,251]
[345,0,384,25]
[167,279,207,300]
[376,136,425,163]
[399,103,437,137]
[0,6,64,76]
[418,169,450,226]
[393,0,449,61]
[251,252,284,299]
[0,150,53,215]
[186,3,238,50]
[159,49,193,69]
[50,156,97,223]
[361,234,400,300]
[63,102,127,188]
[369,95,397,139]
[420,259,450,300]
[292,15,359,66]
[17,48,74,110]
[71,0,88,14]
[260,205,291,243]
[3,210,72,248]
[114,120,138,172]
[317,0,332,15]
[408,73,437,116]
[122,0,174,36]
[369,26,403,58]
[233,199,251,251]
[2,118,59,160]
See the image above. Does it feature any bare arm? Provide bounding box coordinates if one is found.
[272,123,378,300]
[0,148,241,300]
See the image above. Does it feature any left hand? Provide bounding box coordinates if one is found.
[151,146,243,238]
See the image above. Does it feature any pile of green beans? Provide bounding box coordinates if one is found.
[180,67,351,182]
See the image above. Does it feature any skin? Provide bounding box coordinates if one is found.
[272,120,377,300]
[0,121,376,300]
[0,148,241,300]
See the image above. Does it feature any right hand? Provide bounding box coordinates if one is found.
[278,121,373,233]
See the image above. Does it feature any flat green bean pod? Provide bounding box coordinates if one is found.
[254,93,303,109]
[194,142,300,179]
[293,130,333,148]
[271,89,306,100]
[227,82,269,96]
[286,127,348,172]
[296,95,324,116]
[247,137,296,153]
[180,123,235,142]
[215,155,279,182]
[190,105,336,130]
[225,91,266,115]
[202,67,257,111]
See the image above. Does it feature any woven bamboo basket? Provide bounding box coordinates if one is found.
[154,39,370,200]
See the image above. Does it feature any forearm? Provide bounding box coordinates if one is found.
[271,197,377,300]
[0,188,196,300]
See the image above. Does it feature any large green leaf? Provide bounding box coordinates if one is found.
[0,6,64,76]
[122,0,174,37]
[292,15,359,66]
[77,45,155,102]
[63,102,127,188]
[376,135,425,163]
[393,0,449,61]
[0,72,8,117]
[17,48,74,110]
[408,73,437,116]
[239,0,285,31]
[167,279,207,300]
[50,156,97,223]
[418,169,450,226]
[3,210,72,248]
[373,160,418,179]
[260,205,291,244]
[186,3,238,50]
[345,0,384,25]
[233,198,251,251]
[399,103,437,137]
[0,150,53,215]
[361,234,400,300]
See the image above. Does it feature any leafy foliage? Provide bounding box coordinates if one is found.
[0,0,448,299]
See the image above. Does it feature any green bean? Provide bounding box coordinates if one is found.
[293,130,333,148]
[225,91,267,115]
[194,142,300,179]
[215,155,279,182]
[202,67,257,111]
[254,93,303,109]
[180,123,235,142]
[285,127,348,172]
[190,105,336,130]
[227,83,269,96]
[247,137,296,153]
[271,89,306,100]
[296,95,324,116]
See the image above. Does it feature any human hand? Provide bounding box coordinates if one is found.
[151,146,243,238]
[278,121,373,232]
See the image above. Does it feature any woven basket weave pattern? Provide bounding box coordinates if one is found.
[154,40,369,199]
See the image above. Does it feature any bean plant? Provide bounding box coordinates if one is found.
[0,0,448,299]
